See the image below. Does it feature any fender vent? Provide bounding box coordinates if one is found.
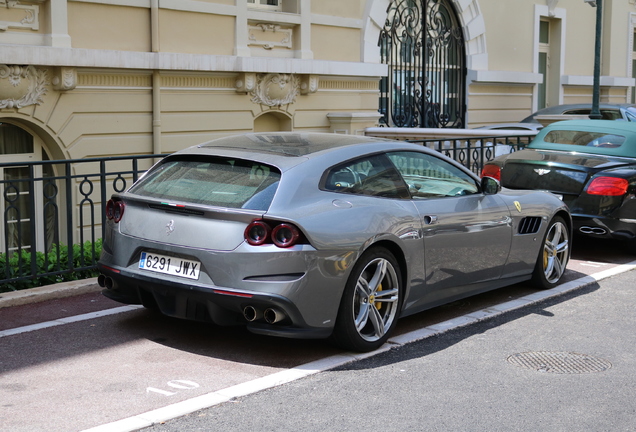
[518,217,542,234]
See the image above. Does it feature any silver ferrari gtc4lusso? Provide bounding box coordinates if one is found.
[98,133,571,352]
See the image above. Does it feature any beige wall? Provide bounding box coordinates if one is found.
[158,10,235,55]
[311,1,364,19]
[2,0,636,141]
[469,0,635,127]
[311,25,361,62]
[68,3,151,52]
[3,0,636,246]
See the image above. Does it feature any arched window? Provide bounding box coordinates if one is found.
[379,0,466,128]
[0,122,57,254]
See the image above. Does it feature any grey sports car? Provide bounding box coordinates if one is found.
[98,133,571,352]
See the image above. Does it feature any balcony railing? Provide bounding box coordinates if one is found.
[1,131,536,290]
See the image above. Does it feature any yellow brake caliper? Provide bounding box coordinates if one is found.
[375,284,382,310]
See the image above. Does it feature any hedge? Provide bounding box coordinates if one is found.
[0,239,102,293]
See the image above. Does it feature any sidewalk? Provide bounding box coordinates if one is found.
[0,277,100,309]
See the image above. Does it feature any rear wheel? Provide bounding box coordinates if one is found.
[332,247,402,352]
[531,216,570,289]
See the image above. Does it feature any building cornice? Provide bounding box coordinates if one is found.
[0,45,387,77]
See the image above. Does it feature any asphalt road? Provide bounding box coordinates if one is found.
[1,236,635,432]
[143,268,636,432]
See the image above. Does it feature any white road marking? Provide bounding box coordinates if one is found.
[0,305,143,338]
[579,261,606,268]
[77,259,636,432]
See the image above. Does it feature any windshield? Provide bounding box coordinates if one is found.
[625,107,636,122]
[129,157,281,211]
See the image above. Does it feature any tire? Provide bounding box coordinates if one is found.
[531,216,570,290]
[331,247,402,352]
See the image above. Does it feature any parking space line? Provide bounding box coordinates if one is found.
[0,305,143,338]
[78,259,636,432]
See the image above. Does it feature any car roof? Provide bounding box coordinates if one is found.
[196,133,390,157]
[530,119,636,157]
[520,103,636,123]
[539,119,636,133]
[169,132,435,172]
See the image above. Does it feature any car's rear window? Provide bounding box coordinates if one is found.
[128,157,281,210]
[534,129,626,149]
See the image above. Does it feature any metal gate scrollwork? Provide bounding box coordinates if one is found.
[379,0,466,128]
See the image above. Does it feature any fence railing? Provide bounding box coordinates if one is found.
[1,154,162,291]
[408,135,533,174]
[1,133,535,291]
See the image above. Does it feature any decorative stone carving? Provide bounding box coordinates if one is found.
[235,72,257,93]
[547,0,559,16]
[0,0,43,32]
[249,73,300,107]
[52,67,77,91]
[0,65,48,109]
[300,75,319,95]
[248,23,293,50]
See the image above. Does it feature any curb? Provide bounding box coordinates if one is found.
[0,277,101,309]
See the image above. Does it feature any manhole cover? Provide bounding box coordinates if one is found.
[507,351,611,374]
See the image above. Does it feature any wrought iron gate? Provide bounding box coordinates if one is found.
[379,0,466,128]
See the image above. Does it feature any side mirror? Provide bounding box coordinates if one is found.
[481,176,501,195]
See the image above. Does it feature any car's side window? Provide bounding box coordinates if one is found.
[387,151,479,198]
[322,154,409,199]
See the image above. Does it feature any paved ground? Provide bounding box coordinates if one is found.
[1,236,635,432]
[141,268,636,432]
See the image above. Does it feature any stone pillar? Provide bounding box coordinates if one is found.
[327,112,383,135]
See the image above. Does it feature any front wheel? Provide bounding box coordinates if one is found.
[531,216,570,289]
[331,248,402,352]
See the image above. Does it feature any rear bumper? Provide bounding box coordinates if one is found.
[571,215,636,241]
[97,264,333,339]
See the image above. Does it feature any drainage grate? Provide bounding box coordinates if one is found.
[507,351,612,374]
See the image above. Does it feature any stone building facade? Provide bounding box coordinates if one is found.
[1,0,636,252]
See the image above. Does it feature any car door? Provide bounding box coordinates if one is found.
[387,151,513,304]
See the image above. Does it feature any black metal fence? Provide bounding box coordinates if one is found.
[1,134,532,291]
[1,154,162,291]
[408,134,532,174]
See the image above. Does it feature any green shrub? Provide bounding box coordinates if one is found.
[0,239,103,293]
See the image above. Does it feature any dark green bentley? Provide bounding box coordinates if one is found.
[482,120,636,252]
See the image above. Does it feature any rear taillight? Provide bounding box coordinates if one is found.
[586,177,629,196]
[244,220,271,246]
[481,164,501,181]
[272,223,300,248]
[105,199,125,223]
[245,220,302,248]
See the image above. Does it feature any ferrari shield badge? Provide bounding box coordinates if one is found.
[514,201,522,213]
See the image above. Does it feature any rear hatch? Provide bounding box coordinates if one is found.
[119,155,281,251]
[501,149,631,195]
[119,199,261,251]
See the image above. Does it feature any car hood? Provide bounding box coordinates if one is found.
[498,149,635,194]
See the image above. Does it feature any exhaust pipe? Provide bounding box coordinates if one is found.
[579,226,607,235]
[264,308,285,324]
[243,306,262,322]
[103,276,118,290]
[98,274,107,287]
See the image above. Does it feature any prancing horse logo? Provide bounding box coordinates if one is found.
[166,220,175,235]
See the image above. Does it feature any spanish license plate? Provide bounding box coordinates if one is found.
[139,251,200,280]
